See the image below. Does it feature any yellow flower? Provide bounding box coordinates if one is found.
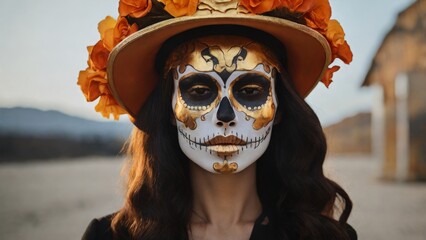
[240,0,280,14]
[119,0,153,18]
[159,0,199,17]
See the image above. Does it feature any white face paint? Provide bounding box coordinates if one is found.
[167,35,280,174]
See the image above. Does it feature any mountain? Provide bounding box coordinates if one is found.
[0,107,133,161]
[324,112,371,155]
[0,107,132,140]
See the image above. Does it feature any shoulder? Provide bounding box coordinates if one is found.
[81,214,114,240]
[345,223,358,240]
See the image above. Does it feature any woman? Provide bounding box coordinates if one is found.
[79,1,356,239]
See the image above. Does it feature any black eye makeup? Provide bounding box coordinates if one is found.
[231,73,271,109]
[179,73,219,107]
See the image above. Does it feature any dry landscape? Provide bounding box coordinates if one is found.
[0,155,425,240]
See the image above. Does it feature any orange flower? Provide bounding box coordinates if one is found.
[326,20,345,46]
[333,41,352,64]
[114,17,139,43]
[321,65,340,88]
[90,40,110,70]
[279,0,331,31]
[77,69,108,102]
[240,0,280,14]
[304,0,331,31]
[280,0,307,12]
[98,16,138,51]
[325,20,353,64]
[119,0,152,18]
[97,16,117,51]
[95,94,128,120]
[159,0,199,17]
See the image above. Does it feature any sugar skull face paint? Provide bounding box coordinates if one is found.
[167,35,280,174]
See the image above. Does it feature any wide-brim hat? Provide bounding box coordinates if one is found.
[78,0,352,120]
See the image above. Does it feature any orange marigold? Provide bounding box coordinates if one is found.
[159,0,199,17]
[240,0,280,14]
[119,0,152,18]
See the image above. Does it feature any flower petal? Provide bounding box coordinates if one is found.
[321,65,340,88]
[160,0,199,17]
[119,0,152,18]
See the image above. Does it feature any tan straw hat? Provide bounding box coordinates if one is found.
[78,0,352,120]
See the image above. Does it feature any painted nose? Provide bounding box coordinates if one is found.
[216,97,236,127]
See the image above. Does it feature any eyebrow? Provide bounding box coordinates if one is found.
[178,73,217,88]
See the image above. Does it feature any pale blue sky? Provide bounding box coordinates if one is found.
[0,0,416,125]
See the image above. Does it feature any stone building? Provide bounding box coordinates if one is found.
[362,0,426,181]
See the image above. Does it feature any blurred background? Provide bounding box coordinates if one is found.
[0,0,425,239]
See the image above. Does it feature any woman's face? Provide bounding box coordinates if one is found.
[167,35,280,174]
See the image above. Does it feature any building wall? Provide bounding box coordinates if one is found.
[407,72,426,180]
[364,0,426,180]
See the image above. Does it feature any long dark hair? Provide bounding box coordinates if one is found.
[110,63,353,239]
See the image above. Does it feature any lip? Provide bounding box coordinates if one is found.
[204,135,247,146]
[203,135,246,157]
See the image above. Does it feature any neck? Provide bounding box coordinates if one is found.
[190,161,262,227]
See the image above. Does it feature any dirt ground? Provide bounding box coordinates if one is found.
[0,155,425,240]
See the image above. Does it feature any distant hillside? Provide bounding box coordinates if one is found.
[324,112,371,155]
[0,107,133,162]
[0,107,132,139]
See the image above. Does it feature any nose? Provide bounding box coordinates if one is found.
[216,97,236,127]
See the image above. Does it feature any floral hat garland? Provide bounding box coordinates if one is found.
[78,0,352,120]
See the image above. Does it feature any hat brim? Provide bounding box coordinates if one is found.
[107,14,331,117]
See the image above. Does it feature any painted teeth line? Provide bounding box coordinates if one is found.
[178,126,271,151]
[244,127,271,149]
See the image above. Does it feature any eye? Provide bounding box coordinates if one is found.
[179,73,219,106]
[188,85,211,96]
[238,84,263,96]
[231,73,271,108]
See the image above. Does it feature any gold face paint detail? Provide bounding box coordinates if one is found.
[228,72,276,130]
[173,73,222,130]
[194,0,248,16]
[164,35,281,76]
[213,160,238,174]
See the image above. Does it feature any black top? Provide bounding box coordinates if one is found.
[82,213,357,240]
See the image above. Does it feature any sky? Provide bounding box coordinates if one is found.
[0,0,417,125]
